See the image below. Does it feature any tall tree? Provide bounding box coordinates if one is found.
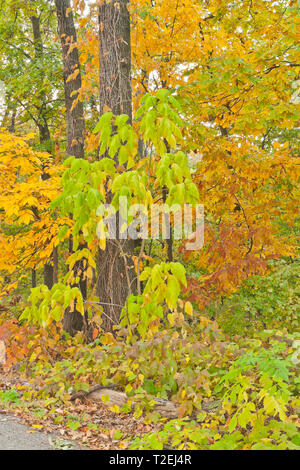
[96,0,135,330]
[55,0,87,335]
[30,10,55,289]
[30,12,52,153]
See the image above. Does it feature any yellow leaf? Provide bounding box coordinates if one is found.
[110,404,120,414]
[185,301,193,317]
[103,104,112,113]
[99,237,106,250]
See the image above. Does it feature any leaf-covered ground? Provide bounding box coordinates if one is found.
[0,369,160,450]
[0,260,299,450]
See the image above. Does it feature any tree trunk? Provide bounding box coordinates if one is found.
[30,14,52,154]
[30,13,55,290]
[55,0,85,160]
[44,264,54,290]
[53,246,59,284]
[8,107,17,134]
[96,0,135,331]
[55,0,87,335]
[31,269,37,288]
[98,0,132,120]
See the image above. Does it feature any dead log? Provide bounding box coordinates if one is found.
[70,386,179,419]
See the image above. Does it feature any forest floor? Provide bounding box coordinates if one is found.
[0,370,158,450]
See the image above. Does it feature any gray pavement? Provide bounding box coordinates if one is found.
[0,411,79,450]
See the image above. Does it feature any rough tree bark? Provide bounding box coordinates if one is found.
[98,0,132,119]
[55,0,85,160]
[55,0,87,335]
[96,0,136,331]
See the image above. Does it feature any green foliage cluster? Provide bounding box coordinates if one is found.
[206,259,300,335]
[20,283,84,327]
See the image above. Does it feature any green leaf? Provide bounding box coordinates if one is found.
[58,224,69,240]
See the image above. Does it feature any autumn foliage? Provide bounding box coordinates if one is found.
[0,0,299,451]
